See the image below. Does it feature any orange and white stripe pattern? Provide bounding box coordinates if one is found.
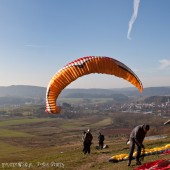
[46,56,143,113]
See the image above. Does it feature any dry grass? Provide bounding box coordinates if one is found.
[0,117,169,170]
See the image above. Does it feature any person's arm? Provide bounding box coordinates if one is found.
[133,127,144,148]
[133,137,144,148]
[133,126,144,148]
[82,133,86,142]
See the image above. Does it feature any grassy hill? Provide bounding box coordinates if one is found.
[0,85,170,169]
[0,116,169,170]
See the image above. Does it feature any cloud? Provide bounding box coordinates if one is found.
[127,0,140,40]
[159,59,170,70]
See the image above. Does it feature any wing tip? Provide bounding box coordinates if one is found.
[45,106,61,114]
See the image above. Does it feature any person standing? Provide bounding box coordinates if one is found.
[83,129,93,154]
[98,132,105,149]
[127,124,150,166]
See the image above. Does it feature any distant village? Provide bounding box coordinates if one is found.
[0,95,170,121]
[73,97,170,119]
[120,98,170,116]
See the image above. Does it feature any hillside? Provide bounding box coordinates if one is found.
[0,85,170,98]
[0,116,169,170]
[0,85,46,98]
[0,85,170,106]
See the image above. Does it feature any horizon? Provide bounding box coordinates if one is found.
[0,84,170,89]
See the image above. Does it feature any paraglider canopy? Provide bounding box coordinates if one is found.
[46,56,143,114]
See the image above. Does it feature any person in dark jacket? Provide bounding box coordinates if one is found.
[82,131,87,153]
[127,124,150,166]
[98,132,105,149]
[83,129,93,154]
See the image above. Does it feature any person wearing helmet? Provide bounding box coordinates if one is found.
[127,124,150,166]
[83,129,93,154]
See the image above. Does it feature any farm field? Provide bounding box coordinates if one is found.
[0,116,170,170]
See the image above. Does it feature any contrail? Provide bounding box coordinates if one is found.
[127,0,140,40]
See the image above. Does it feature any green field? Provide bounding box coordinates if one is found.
[0,118,52,127]
[0,117,169,170]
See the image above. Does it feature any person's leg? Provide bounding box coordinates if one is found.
[101,142,103,149]
[87,144,90,153]
[128,139,135,166]
[136,145,142,165]
[84,143,88,154]
[99,142,102,149]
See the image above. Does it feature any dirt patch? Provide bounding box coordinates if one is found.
[102,127,131,136]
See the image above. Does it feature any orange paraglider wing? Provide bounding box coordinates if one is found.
[46,56,143,113]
